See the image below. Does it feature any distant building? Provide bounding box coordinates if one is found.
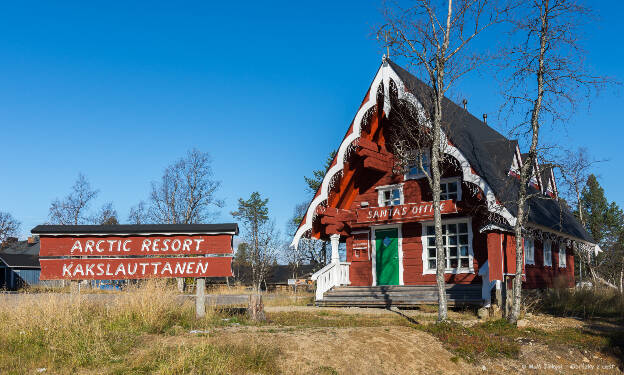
[0,236,47,290]
[228,264,318,290]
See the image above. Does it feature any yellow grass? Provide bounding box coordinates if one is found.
[0,280,280,374]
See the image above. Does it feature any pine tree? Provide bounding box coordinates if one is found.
[580,175,624,247]
[579,175,624,290]
[234,242,250,265]
[231,192,278,291]
[303,150,337,194]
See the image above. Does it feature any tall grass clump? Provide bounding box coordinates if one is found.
[534,287,624,319]
[0,280,205,374]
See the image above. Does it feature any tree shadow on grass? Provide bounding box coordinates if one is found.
[386,307,421,325]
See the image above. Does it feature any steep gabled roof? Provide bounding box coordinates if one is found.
[292,59,594,247]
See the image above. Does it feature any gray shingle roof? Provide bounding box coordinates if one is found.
[387,60,592,243]
[0,240,40,268]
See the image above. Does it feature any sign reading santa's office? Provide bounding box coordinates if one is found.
[291,58,597,306]
[33,224,237,280]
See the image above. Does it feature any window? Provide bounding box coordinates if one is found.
[377,185,403,207]
[440,178,461,201]
[406,151,430,179]
[543,240,552,267]
[559,244,566,268]
[524,238,535,265]
[423,220,472,273]
[352,232,370,260]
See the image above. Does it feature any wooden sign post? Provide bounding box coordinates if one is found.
[33,224,238,319]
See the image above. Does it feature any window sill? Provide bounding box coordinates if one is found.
[423,268,475,275]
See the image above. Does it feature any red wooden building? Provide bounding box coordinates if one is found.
[291,59,598,306]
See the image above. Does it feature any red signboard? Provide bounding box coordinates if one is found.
[39,256,232,280]
[356,200,458,224]
[39,235,232,257]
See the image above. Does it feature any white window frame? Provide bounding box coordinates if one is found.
[439,177,462,201]
[376,184,404,207]
[421,217,474,275]
[524,238,535,265]
[405,150,430,180]
[543,239,552,267]
[558,243,567,268]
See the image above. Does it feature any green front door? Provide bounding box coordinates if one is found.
[375,228,400,285]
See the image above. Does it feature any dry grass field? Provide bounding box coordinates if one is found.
[1,281,622,374]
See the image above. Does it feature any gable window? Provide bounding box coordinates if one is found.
[543,240,552,267]
[558,244,566,268]
[440,178,462,201]
[377,184,403,207]
[406,151,430,179]
[422,219,473,273]
[524,238,535,265]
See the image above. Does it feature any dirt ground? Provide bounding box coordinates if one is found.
[153,306,622,375]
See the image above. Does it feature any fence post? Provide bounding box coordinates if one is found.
[195,278,206,319]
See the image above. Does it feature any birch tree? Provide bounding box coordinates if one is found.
[148,148,224,291]
[48,174,99,225]
[558,147,603,284]
[379,0,507,321]
[0,211,20,245]
[149,149,223,225]
[502,0,611,324]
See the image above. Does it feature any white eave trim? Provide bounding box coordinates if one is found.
[291,59,517,248]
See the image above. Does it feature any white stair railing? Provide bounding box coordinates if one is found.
[311,262,350,301]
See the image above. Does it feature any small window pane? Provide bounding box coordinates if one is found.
[448,224,457,234]
[428,237,435,246]
[450,258,458,268]
[460,259,469,268]
[441,184,447,193]
[459,235,468,245]
[449,247,457,257]
[428,248,436,258]
[460,246,468,256]
[448,193,457,200]
[449,236,457,246]
[448,182,457,192]
[428,260,436,269]
[459,223,468,233]
[427,226,435,236]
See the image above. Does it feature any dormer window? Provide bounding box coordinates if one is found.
[440,178,461,201]
[406,151,430,179]
[377,184,403,207]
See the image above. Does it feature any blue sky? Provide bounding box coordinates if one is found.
[1,1,622,240]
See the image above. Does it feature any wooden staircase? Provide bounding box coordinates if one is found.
[317,284,483,307]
